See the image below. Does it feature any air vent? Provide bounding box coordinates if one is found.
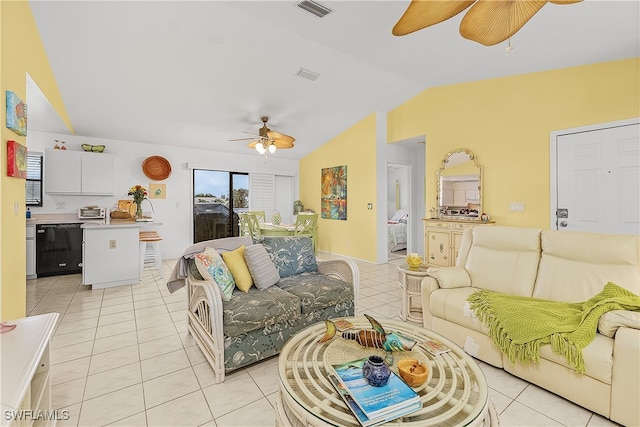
[297,0,332,18]
[296,68,320,81]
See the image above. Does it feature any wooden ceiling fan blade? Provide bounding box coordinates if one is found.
[274,140,295,149]
[392,0,475,36]
[267,130,295,144]
[460,0,546,46]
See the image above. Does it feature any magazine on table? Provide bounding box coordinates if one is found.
[328,374,421,427]
[330,357,422,421]
[423,338,451,356]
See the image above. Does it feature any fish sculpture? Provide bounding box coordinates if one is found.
[319,314,417,352]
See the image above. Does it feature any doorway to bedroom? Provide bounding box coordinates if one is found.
[387,163,410,261]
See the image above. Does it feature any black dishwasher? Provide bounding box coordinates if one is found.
[36,223,83,276]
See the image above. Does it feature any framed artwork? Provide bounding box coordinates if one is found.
[7,140,27,178]
[6,91,27,136]
[149,183,166,199]
[321,165,347,220]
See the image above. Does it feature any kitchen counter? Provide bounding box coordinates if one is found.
[81,220,163,289]
[81,220,163,229]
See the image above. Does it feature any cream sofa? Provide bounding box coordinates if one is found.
[420,226,640,426]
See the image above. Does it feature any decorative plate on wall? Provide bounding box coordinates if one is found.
[142,156,171,180]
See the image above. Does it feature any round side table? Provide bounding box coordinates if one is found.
[397,264,429,323]
[276,317,495,427]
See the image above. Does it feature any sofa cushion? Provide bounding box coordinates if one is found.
[427,266,471,289]
[538,333,613,384]
[223,285,301,337]
[194,247,235,301]
[463,226,541,296]
[598,310,640,338]
[276,271,354,314]
[244,244,280,290]
[430,287,489,334]
[262,236,318,278]
[533,230,640,302]
[221,245,254,292]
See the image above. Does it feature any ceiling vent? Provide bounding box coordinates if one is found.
[296,68,320,81]
[297,0,332,18]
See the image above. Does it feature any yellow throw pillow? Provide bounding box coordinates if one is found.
[221,245,253,292]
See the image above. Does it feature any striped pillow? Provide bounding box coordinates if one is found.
[244,244,280,290]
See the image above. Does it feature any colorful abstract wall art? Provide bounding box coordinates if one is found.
[6,91,27,136]
[7,140,27,178]
[321,165,347,220]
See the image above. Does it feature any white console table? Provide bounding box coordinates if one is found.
[1,313,59,427]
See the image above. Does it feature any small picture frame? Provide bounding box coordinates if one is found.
[6,91,27,136]
[149,183,166,199]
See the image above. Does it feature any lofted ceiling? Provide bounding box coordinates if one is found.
[28,1,639,160]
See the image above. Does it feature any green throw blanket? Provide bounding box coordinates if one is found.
[467,282,640,374]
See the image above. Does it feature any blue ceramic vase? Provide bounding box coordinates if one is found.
[362,355,391,387]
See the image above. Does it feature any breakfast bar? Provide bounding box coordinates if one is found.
[81,220,162,289]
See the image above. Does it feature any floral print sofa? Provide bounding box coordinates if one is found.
[171,235,359,383]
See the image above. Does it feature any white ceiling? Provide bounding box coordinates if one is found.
[28,0,639,160]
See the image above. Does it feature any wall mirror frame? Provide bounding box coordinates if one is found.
[436,148,482,219]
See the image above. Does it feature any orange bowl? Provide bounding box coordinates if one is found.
[398,358,428,387]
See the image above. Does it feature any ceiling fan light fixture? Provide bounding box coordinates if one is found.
[256,141,266,154]
[268,143,277,154]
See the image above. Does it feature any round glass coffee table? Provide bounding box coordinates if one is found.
[276,317,496,426]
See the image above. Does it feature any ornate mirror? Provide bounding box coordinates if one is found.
[436,148,482,219]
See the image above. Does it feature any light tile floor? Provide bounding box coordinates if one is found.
[26,254,621,427]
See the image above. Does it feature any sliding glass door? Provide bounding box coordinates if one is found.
[193,170,248,243]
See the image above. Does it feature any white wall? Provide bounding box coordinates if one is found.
[28,131,300,259]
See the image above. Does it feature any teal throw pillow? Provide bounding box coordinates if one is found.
[261,236,318,278]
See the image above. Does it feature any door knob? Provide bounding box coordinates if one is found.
[559,221,568,227]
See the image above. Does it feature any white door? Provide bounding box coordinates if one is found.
[555,122,639,235]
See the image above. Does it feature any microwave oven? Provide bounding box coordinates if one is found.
[78,207,106,219]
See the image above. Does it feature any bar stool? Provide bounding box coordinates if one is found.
[139,231,163,279]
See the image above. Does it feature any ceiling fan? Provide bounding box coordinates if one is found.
[230,116,295,155]
[392,0,583,47]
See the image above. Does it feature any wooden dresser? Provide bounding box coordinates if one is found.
[423,219,495,267]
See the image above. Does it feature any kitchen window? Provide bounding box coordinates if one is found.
[26,152,43,206]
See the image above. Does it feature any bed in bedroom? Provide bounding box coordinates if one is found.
[387,209,408,252]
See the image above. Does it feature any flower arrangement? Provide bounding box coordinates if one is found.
[128,185,147,204]
[128,185,148,218]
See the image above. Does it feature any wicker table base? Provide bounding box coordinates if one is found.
[277,317,498,426]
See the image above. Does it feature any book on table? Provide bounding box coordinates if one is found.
[330,357,422,423]
[328,374,421,427]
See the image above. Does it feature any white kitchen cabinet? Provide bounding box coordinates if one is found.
[82,225,139,289]
[26,223,36,279]
[44,149,114,195]
[1,313,59,427]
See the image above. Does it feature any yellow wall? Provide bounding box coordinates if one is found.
[299,113,378,261]
[388,58,639,228]
[1,1,72,320]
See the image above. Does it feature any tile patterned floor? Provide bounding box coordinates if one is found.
[26,254,620,427]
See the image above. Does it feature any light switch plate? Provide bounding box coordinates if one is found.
[510,202,525,212]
